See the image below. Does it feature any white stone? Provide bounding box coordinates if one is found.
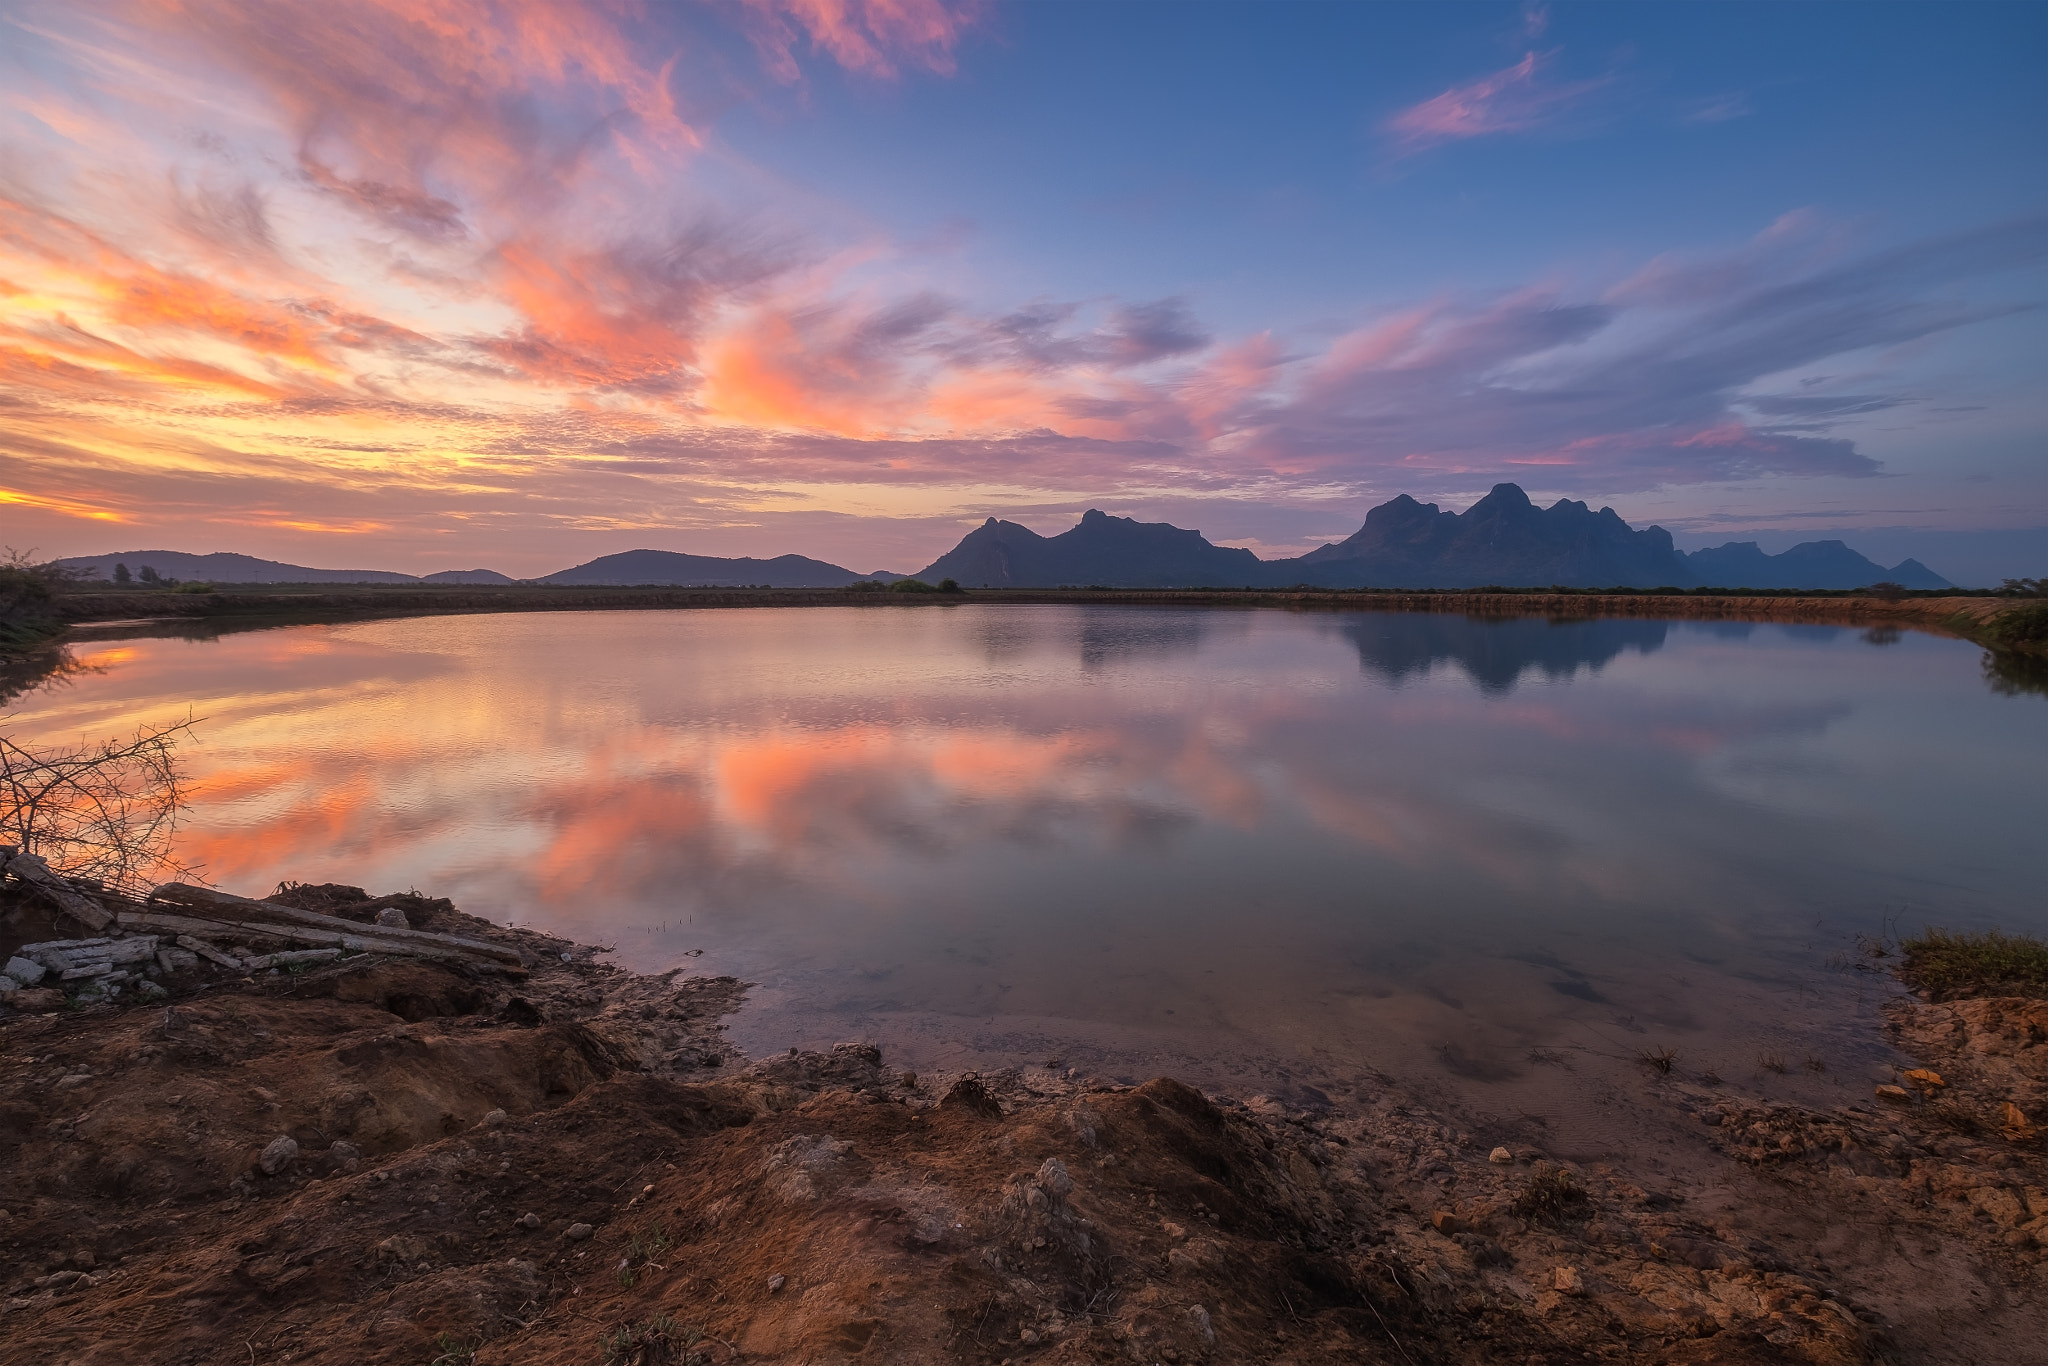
[4,956,43,985]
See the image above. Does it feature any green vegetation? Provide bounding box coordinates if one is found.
[887,577,965,594]
[1980,600,2048,650]
[427,1331,477,1365]
[599,1314,710,1365]
[1896,928,2048,1001]
[0,550,70,653]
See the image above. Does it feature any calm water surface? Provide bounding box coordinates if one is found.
[15,606,2043,1150]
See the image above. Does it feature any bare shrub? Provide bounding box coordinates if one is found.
[0,715,200,893]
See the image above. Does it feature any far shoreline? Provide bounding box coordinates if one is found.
[48,581,2033,648]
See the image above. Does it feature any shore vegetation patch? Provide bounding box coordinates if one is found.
[1897,927,2048,1001]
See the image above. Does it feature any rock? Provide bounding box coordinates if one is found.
[56,1073,93,1089]
[71,1250,95,1269]
[1189,1305,1215,1345]
[1489,1146,1514,1164]
[4,956,44,985]
[1874,1085,1911,1104]
[2000,1101,2032,1131]
[13,988,64,1011]
[478,1109,508,1128]
[767,1273,787,1292]
[1552,1265,1584,1296]
[564,1222,594,1241]
[1037,1157,1074,1199]
[0,976,16,996]
[258,1135,299,1175]
[374,907,411,929]
[154,947,199,974]
[1432,1210,1470,1235]
[517,1212,541,1230]
[1902,1068,1945,1090]
[108,936,159,964]
[136,980,167,1000]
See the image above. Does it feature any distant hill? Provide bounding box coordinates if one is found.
[917,509,1265,587]
[1680,541,1949,591]
[421,569,519,585]
[539,549,896,588]
[56,551,422,585]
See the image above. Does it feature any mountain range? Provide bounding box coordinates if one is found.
[57,485,1953,591]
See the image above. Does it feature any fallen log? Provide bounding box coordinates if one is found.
[117,910,513,968]
[244,948,342,971]
[2,852,113,932]
[146,883,523,965]
[174,935,243,969]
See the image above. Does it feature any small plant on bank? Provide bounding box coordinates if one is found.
[1896,928,2048,1001]
[1758,1052,1788,1075]
[1804,1055,1827,1074]
[1636,1047,1677,1075]
[1510,1166,1588,1224]
[599,1314,707,1366]
[428,1331,477,1366]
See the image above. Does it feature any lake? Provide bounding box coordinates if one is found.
[13,605,2043,1153]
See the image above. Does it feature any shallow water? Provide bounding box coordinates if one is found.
[13,605,2043,1151]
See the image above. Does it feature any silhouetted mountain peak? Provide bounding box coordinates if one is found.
[918,508,1260,587]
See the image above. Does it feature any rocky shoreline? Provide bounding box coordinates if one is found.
[1,876,2042,1364]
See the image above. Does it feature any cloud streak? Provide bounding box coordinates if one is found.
[1384,50,1611,154]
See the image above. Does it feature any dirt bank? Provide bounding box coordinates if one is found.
[1,882,2041,1365]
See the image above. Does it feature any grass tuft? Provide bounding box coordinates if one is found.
[1896,928,2048,1001]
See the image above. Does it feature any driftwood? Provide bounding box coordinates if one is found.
[174,934,243,969]
[147,883,523,966]
[1,851,113,931]
[117,910,516,970]
[244,948,342,971]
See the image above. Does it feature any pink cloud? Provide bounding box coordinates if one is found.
[1384,50,1610,155]
[737,0,985,82]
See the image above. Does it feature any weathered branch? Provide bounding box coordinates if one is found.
[146,883,525,965]
[1,849,112,931]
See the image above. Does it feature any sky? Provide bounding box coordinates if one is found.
[1,0,2043,582]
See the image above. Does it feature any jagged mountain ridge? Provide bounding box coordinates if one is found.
[917,509,1263,589]
[916,485,1953,589]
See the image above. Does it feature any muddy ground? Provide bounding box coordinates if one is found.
[1,885,2041,1365]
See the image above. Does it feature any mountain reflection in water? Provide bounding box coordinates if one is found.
[10,604,2040,1144]
[1330,613,1670,692]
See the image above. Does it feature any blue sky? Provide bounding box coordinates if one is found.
[1,0,2042,580]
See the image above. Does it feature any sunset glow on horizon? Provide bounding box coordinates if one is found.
[2,1,2042,579]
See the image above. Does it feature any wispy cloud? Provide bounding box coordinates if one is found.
[737,0,984,82]
[1683,91,1753,125]
[1383,49,1611,155]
